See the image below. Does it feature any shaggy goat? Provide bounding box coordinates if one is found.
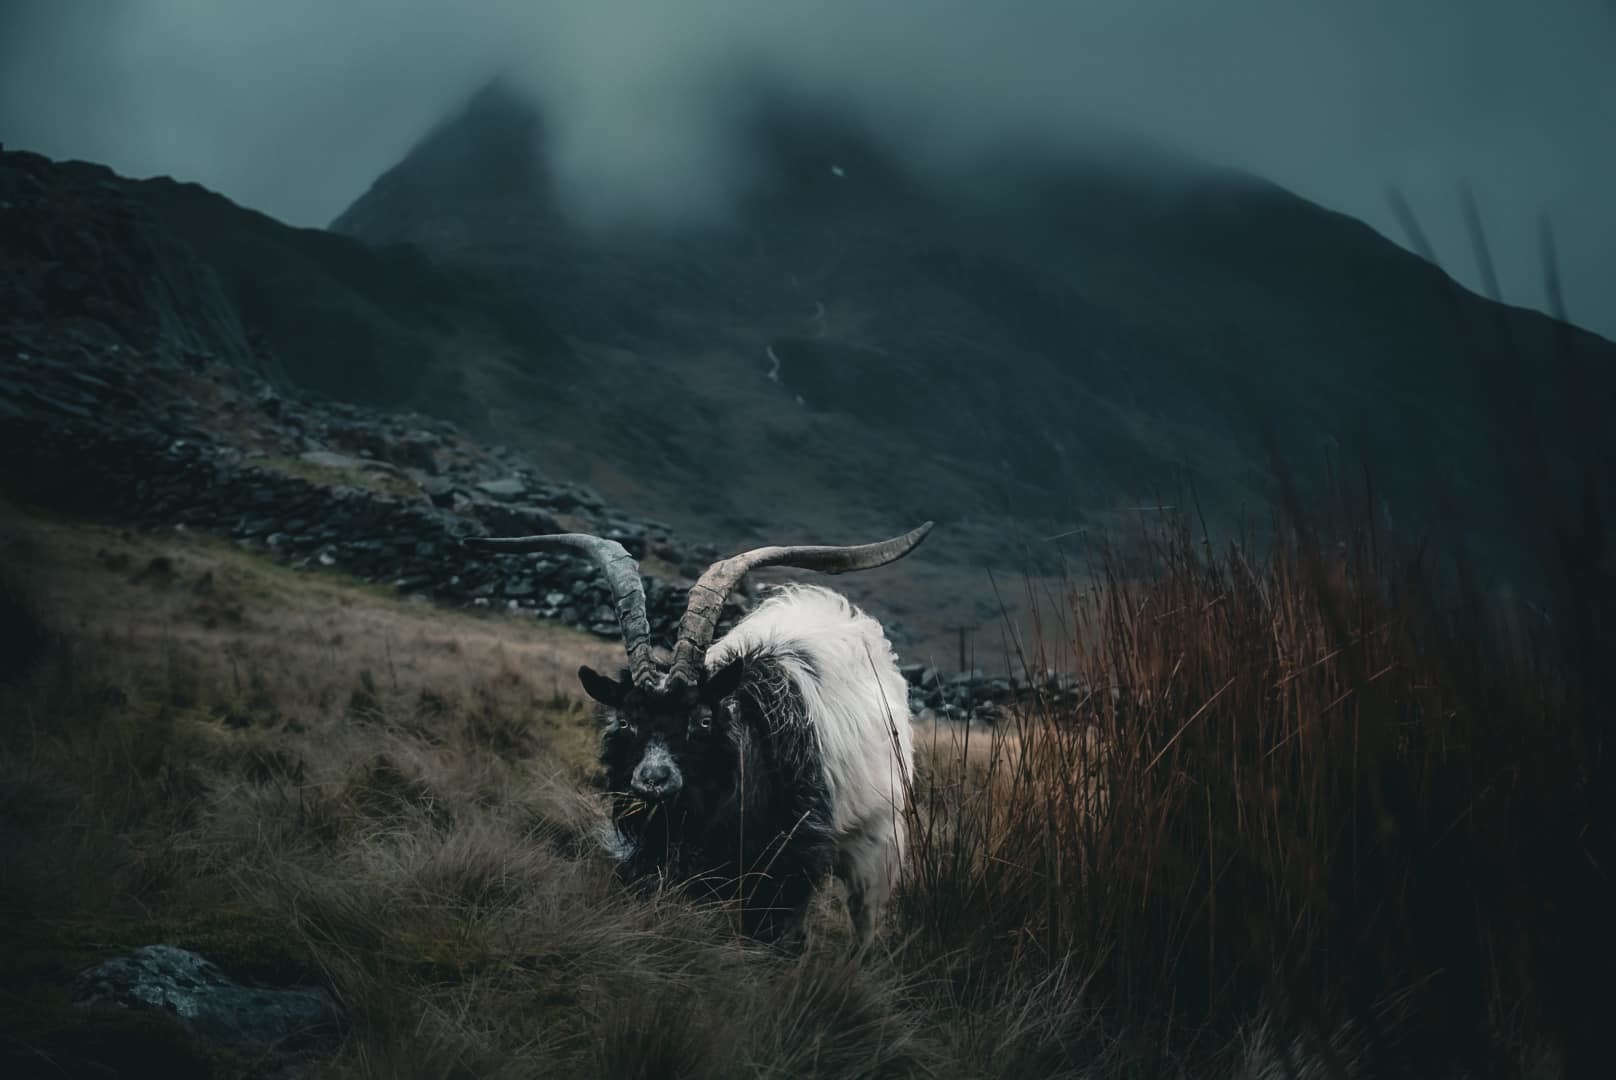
[465,523,931,950]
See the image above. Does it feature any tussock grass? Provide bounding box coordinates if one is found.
[902,499,1612,1076]
[1,486,1610,1077]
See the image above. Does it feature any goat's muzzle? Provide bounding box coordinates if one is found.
[630,739,683,801]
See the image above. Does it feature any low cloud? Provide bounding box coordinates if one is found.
[2,0,1611,334]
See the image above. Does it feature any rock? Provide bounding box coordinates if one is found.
[899,663,927,686]
[547,483,606,512]
[73,944,337,1050]
[603,519,649,558]
[652,541,686,563]
[475,477,526,501]
[298,449,366,472]
[420,475,456,508]
[389,430,441,473]
[472,502,563,538]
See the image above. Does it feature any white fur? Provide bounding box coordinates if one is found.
[705,583,915,947]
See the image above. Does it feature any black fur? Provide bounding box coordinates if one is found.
[595,647,834,943]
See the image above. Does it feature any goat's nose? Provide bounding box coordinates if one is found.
[637,762,672,788]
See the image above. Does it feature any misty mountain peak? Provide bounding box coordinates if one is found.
[334,80,944,244]
[331,79,553,242]
[321,79,1613,595]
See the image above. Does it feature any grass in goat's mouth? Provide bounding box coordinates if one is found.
[617,798,657,819]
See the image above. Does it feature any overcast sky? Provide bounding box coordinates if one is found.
[2,0,1611,339]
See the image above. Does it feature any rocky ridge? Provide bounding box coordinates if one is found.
[1,331,731,637]
[2,332,1080,722]
[0,142,1079,721]
[3,332,1068,719]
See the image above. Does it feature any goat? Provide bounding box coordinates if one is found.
[465,523,932,950]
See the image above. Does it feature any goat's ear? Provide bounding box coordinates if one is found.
[701,657,744,704]
[578,665,629,707]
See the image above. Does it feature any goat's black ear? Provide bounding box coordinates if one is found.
[702,657,745,704]
[578,665,629,707]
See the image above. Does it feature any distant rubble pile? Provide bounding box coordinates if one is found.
[0,335,734,640]
[901,663,1089,725]
[1,334,1072,721]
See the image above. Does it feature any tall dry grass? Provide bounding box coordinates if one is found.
[903,479,1613,1077]
[2,483,1610,1077]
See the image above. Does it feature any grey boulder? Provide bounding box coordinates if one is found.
[73,944,337,1050]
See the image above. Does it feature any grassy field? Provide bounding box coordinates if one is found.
[1,492,1610,1078]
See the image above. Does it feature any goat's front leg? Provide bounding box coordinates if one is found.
[835,818,902,956]
[739,827,834,951]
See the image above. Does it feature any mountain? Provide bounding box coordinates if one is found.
[1,145,806,657]
[330,83,1616,601]
[5,82,1611,658]
[0,143,963,655]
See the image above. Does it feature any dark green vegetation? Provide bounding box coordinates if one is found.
[2,467,1609,1076]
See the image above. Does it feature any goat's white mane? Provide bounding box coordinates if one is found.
[705,583,914,840]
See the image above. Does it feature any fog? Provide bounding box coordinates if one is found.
[2,0,1611,337]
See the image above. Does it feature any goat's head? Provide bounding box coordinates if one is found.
[463,522,934,803]
[579,657,745,803]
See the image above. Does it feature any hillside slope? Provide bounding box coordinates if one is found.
[0,143,998,655]
[0,144,569,421]
[4,143,995,659]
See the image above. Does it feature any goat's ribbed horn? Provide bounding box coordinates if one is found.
[667,522,934,688]
[463,533,656,688]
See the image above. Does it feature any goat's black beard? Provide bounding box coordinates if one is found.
[609,776,776,897]
[609,782,712,882]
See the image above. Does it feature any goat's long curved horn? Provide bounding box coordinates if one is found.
[463,533,656,688]
[667,521,934,688]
